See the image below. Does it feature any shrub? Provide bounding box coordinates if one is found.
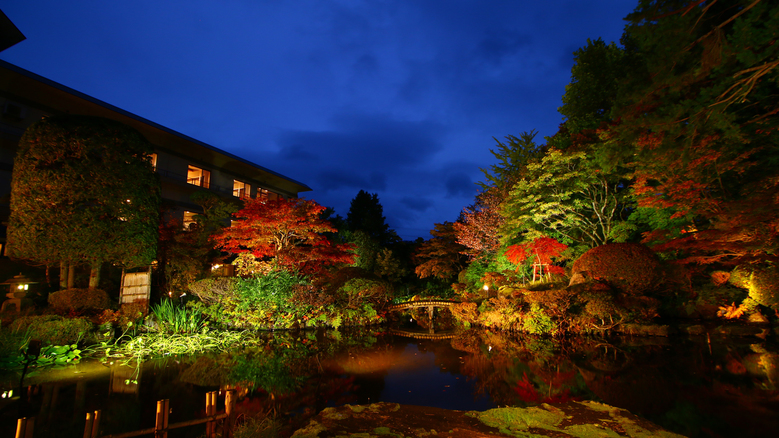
[569,243,661,296]
[339,278,392,308]
[450,302,479,328]
[9,315,93,346]
[188,277,240,305]
[477,297,523,329]
[730,263,779,310]
[48,288,113,312]
[522,303,557,336]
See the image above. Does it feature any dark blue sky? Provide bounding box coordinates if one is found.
[0,1,635,240]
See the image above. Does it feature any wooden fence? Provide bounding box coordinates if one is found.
[120,270,151,305]
[14,390,236,438]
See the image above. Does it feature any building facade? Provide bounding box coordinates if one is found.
[0,60,311,252]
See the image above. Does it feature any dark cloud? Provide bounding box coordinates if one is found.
[445,172,476,199]
[400,196,432,212]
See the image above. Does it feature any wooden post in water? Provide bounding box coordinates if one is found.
[14,417,34,438]
[155,399,169,438]
[223,390,236,438]
[83,410,101,438]
[206,391,217,437]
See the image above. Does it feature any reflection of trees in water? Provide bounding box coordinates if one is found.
[450,331,588,407]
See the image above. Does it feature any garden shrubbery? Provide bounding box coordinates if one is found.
[9,315,94,346]
[569,243,661,296]
[48,288,113,313]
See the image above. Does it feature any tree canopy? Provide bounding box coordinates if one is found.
[213,197,355,276]
[8,115,160,272]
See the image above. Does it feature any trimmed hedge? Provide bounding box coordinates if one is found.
[570,243,661,296]
[48,288,113,312]
[9,315,94,346]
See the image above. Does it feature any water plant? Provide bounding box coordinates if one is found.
[149,299,207,334]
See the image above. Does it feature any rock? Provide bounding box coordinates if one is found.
[290,401,686,437]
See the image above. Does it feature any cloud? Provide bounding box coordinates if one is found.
[400,196,432,212]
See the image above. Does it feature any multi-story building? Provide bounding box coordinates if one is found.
[0,59,311,253]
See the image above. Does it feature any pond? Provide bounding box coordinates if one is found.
[1,327,778,438]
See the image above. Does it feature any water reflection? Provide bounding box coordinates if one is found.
[1,329,778,438]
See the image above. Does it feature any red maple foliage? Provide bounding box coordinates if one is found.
[212,197,354,276]
[505,237,567,276]
[454,187,504,259]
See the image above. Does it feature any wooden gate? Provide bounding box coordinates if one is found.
[120,270,151,305]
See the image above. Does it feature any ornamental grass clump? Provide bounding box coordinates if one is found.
[149,299,207,334]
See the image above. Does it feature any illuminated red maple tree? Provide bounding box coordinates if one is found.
[213,197,354,276]
[505,236,567,279]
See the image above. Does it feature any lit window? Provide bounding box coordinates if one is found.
[233,180,251,198]
[257,188,279,202]
[149,153,158,170]
[183,211,197,230]
[187,165,210,188]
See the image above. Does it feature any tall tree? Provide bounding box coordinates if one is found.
[501,147,628,251]
[414,221,468,280]
[8,115,160,288]
[346,190,399,247]
[605,0,779,266]
[213,197,354,276]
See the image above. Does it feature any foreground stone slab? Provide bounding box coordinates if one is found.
[291,401,686,438]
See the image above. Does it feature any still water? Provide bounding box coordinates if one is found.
[1,328,778,438]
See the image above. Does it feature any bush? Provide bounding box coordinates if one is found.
[9,315,94,346]
[730,263,779,310]
[48,288,113,312]
[339,278,392,308]
[569,243,661,296]
[522,303,557,336]
[188,277,239,304]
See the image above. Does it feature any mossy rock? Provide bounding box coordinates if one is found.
[570,243,661,296]
[48,288,113,312]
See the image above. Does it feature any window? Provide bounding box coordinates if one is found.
[233,180,251,198]
[187,165,210,188]
[149,153,158,170]
[183,211,197,230]
[257,188,279,202]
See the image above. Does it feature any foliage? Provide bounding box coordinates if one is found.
[346,190,399,247]
[730,263,779,310]
[342,230,382,272]
[47,288,113,313]
[8,115,160,271]
[557,38,629,136]
[213,197,355,276]
[149,299,207,334]
[478,297,523,329]
[522,303,557,336]
[454,187,506,260]
[450,302,479,328]
[603,0,779,266]
[570,243,661,296]
[9,315,93,346]
[339,278,392,308]
[505,236,568,278]
[373,248,408,283]
[479,131,547,193]
[118,330,260,358]
[158,193,237,296]
[233,415,281,438]
[501,148,628,249]
[414,221,468,280]
[188,277,240,305]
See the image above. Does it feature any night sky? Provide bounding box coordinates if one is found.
[0,1,635,240]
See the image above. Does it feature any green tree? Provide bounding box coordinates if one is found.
[346,190,399,247]
[605,0,779,265]
[501,148,628,252]
[8,115,160,288]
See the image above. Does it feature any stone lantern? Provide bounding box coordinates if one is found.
[1,273,37,312]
